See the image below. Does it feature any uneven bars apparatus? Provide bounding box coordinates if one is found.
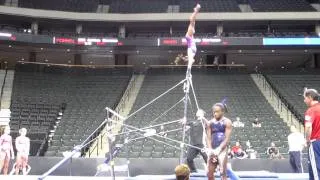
[39,64,200,179]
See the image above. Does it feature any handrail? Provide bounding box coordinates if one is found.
[17,61,133,68]
[39,115,110,180]
[87,75,136,157]
[0,69,8,109]
[149,64,246,68]
[262,73,303,123]
[258,73,304,132]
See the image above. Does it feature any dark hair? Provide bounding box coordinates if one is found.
[304,89,319,101]
[176,176,189,180]
[213,103,228,113]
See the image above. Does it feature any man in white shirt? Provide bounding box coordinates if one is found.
[288,126,306,173]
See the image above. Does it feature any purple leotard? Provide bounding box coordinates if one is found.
[210,117,227,148]
[186,35,197,54]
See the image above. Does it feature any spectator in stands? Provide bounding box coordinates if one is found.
[159,125,167,137]
[252,117,261,128]
[0,126,14,175]
[245,140,257,159]
[174,53,186,65]
[231,141,241,157]
[266,142,282,159]
[61,102,67,113]
[213,56,219,66]
[288,126,305,173]
[234,148,247,159]
[175,164,190,180]
[233,117,244,127]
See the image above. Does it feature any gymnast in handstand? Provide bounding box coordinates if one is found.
[185,4,201,68]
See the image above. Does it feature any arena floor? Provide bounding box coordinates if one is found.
[0,172,309,180]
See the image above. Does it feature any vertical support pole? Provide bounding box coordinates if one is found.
[106,109,115,180]
[180,67,191,164]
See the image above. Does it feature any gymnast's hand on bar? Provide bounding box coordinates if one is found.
[180,117,187,125]
[196,109,205,119]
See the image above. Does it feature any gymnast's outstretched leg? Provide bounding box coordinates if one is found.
[185,4,200,68]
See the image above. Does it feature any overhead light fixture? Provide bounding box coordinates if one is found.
[238,50,242,53]
[109,50,113,53]
[8,45,12,48]
[40,48,44,50]
[271,50,275,53]
[67,49,70,52]
[304,49,308,53]
[201,50,205,53]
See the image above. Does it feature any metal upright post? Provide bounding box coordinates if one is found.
[106,109,115,180]
[180,67,192,164]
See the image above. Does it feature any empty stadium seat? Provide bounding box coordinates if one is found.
[179,0,241,12]
[116,68,289,159]
[19,0,99,12]
[11,63,132,156]
[265,70,320,123]
[248,0,315,12]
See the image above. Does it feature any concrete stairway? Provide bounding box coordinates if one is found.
[1,70,14,109]
[251,74,304,132]
[87,74,145,158]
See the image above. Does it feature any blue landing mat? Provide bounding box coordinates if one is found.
[0,172,309,180]
[133,171,309,180]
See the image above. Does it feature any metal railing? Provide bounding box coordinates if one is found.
[256,73,304,132]
[87,75,137,157]
[0,69,8,109]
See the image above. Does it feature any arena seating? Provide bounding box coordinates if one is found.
[116,68,290,159]
[127,31,318,38]
[15,0,317,12]
[10,65,62,156]
[18,0,99,12]
[248,0,316,12]
[264,70,320,123]
[179,0,241,12]
[109,0,168,13]
[10,64,132,156]
[226,31,318,38]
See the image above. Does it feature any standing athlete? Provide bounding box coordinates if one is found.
[0,126,14,175]
[304,88,320,180]
[206,103,232,180]
[185,3,201,68]
[15,128,30,175]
